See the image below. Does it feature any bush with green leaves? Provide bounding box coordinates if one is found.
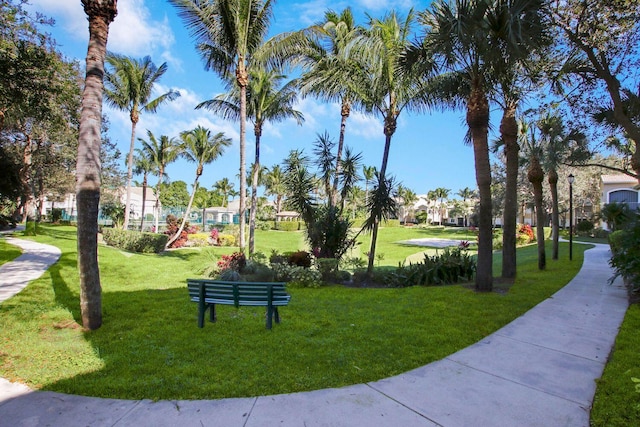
[270,262,323,288]
[287,250,312,268]
[273,221,300,231]
[576,219,595,235]
[102,228,168,253]
[377,247,476,287]
[609,214,640,292]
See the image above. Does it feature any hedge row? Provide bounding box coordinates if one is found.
[102,228,168,253]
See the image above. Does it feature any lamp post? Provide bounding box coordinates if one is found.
[568,174,574,260]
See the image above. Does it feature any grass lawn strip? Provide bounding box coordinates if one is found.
[0,225,588,401]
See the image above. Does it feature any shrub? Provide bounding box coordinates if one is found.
[102,228,168,253]
[592,227,610,239]
[386,247,476,287]
[274,221,300,231]
[164,215,188,248]
[518,224,534,241]
[316,257,339,282]
[217,252,246,273]
[287,250,312,268]
[576,219,594,235]
[218,233,236,246]
[185,233,209,247]
[209,228,219,245]
[609,215,640,292]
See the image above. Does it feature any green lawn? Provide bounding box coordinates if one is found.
[0,238,22,266]
[0,224,592,401]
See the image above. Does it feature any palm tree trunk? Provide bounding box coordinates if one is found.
[528,158,546,270]
[238,74,248,252]
[467,87,492,291]
[140,175,147,232]
[332,99,350,206]
[123,119,137,230]
[501,103,518,279]
[548,169,559,260]
[76,0,117,331]
[249,125,261,255]
[166,176,199,248]
[367,127,393,280]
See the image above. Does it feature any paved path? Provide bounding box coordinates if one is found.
[0,240,629,427]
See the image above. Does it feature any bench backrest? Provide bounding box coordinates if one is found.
[187,279,289,307]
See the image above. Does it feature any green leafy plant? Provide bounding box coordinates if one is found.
[102,228,168,253]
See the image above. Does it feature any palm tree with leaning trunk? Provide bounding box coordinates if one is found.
[166,126,231,248]
[198,67,303,255]
[137,131,180,233]
[352,9,437,280]
[263,165,285,214]
[76,0,117,331]
[170,0,274,253]
[103,54,180,230]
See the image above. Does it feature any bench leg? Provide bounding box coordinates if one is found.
[198,301,206,328]
[274,307,280,324]
[210,303,216,322]
[266,306,273,330]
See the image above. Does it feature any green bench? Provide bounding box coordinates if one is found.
[187,279,291,329]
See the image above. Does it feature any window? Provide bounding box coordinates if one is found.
[609,189,639,204]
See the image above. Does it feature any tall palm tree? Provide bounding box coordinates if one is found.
[170,0,274,252]
[213,177,235,208]
[103,54,180,230]
[263,165,286,214]
[354,10,437,279]
[132,148,153,231]
[76,0,117,331]
[398,185,418,224]
[166,126,231,248]
[420,0,544,290]
[138,131,180,233]
[298,8,364,205]
[538,113,587,260]
[520,119,546,270]
[198,67,303,254]
[492,0,549,280]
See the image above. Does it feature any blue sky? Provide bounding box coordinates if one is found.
[32,0,485,198]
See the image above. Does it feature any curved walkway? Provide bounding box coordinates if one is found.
[0,240,629,427]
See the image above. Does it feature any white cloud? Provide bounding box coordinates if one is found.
[34,0,175,57]
[349,111,381,140]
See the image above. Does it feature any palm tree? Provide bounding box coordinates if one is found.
[138,131,180,233]
[298,8,364,205]
[263,165,286,214]
[198,67,303,254]
[312,132,336,204]
[520,119,546,270]
[398,185,418,224]
[213,177,235,208]
[538,113,587,260]
[457,187,475,227]
[434,187,451,224]
[132,148,153,231]
[492,0,549,280]
[166,126,231,248]
[420,0,544,290]
[427,190,438,223]
[103,54,180,230]
[338,146,363,213]
[354,10,437,279]
[76,0,117,330]
[170,0,274,252]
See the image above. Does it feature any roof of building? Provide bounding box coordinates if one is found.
[601,174,638,184]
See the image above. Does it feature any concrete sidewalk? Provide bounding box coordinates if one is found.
[0,241,629,426]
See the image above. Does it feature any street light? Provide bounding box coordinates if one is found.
[568,173,575,261]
